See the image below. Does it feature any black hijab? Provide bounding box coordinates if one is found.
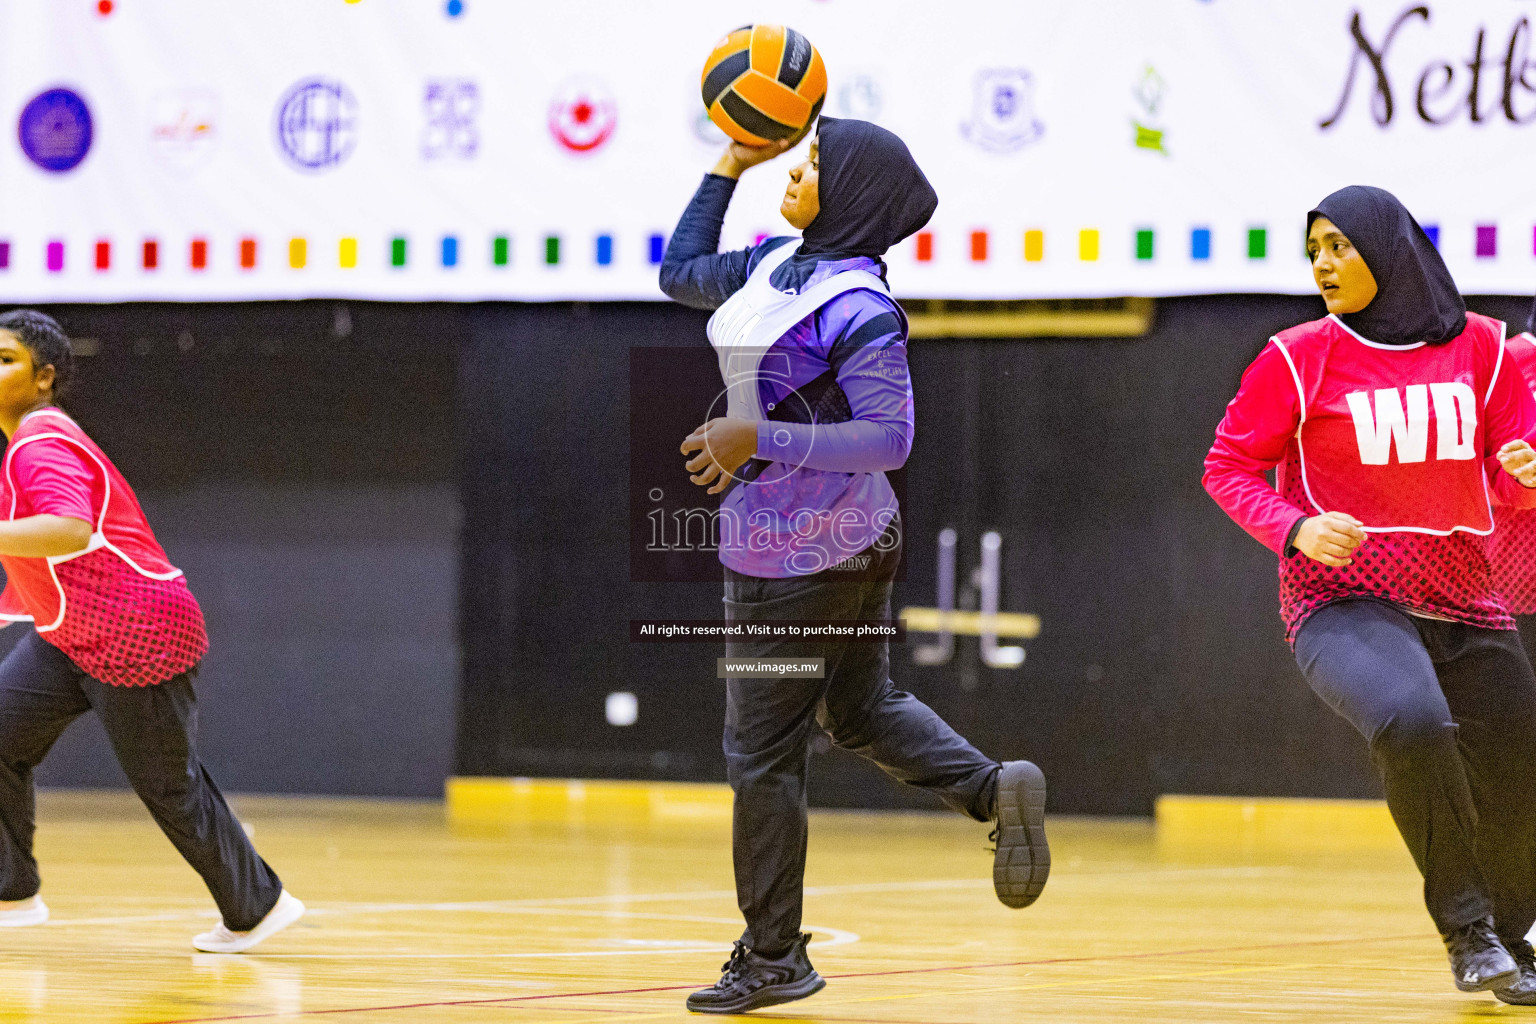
[801,116,937,259]
[1526,292,1536,336]
[1307,185,1466,347]
[768,117,938,291]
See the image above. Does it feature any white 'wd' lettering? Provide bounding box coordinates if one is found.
[1347,386,1428,464]
[1429,382,1478,460]
[1346,382,1477,465]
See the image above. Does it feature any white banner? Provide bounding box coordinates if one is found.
[0,0,1533,302]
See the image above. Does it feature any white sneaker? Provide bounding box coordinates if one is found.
[192,891,304,953]
[0,896,48,928]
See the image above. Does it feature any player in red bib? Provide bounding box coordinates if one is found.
[1204,187,1536,1002]
[1489,297,1536,661]
[0,311,303,952]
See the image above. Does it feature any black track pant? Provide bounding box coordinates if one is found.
[0,631,282,930]
[721,533,1000,957]
[1295,600,1536,941]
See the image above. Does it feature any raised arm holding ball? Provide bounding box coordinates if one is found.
[661,24,1050,1017]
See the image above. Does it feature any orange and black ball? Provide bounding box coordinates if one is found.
[701,25,827,147]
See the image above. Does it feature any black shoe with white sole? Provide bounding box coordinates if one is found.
[686,933,826,1014]
[991,760,1050,909]
[1444,917,1519,993]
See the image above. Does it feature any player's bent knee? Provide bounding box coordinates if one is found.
[1370,708,1457,765]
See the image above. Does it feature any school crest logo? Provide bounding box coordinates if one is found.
[150,89,218,172]
[422,78,479,160]
[961,69,1044,154]
[275,78,358,171]
[18,88,93,173]
[548,78,616,154]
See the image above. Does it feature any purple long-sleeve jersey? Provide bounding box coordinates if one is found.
[660,174,914,577]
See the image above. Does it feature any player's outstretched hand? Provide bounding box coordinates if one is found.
[1294,511,1366,567]
[1498,440,1536,488]
[713,138,793,180]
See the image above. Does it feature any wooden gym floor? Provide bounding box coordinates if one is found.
[0,786,1508,1023]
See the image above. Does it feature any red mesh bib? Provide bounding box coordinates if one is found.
[1489,335,1536,616]
[1274,314,1504,535]
[1490,509,1536,616]
[0,411,207,686]
[47,548,207,686]
[1276,456,1512,641]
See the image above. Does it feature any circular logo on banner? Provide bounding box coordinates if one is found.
[18,88,93,173]
[275,78,358,171]
[548,78,616,154]
[961,69,1044,154]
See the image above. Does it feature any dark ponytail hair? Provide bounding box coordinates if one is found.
[0,309,74,397]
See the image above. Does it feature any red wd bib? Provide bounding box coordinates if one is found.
[1272,312,1506,535]
[0,409,207,686]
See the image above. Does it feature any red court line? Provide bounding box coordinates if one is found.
[821,929,1429,981]
[753,1018,1002,1024]
[140,931,1428,1024]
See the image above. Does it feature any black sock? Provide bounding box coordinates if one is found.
[977,764,1002,821]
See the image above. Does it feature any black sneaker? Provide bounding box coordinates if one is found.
[991,760,1050,909]
[1445,917,1519,993]
[1496,937,1536,1005]
[685,934,826,1014]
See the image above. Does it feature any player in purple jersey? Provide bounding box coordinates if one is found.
[661,118,1048,1015]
